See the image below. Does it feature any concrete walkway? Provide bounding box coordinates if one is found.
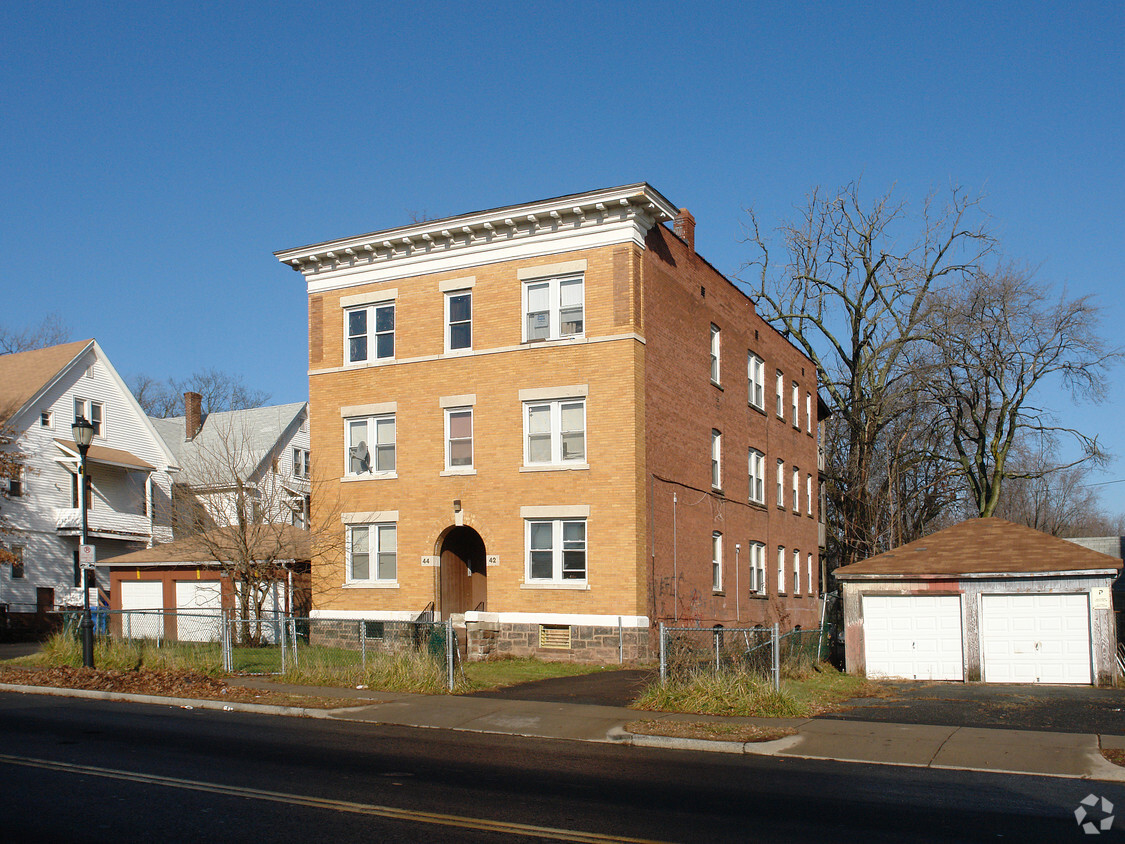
[4,676,1125,782]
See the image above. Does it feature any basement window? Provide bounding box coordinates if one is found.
[539,624,572,649]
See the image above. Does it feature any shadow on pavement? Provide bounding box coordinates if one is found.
[468,668,655,708]
[822,681,1125,735]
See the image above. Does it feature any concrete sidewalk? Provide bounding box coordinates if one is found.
[4,676,1125,782]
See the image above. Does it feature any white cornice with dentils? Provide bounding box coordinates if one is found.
[274,183,679,295]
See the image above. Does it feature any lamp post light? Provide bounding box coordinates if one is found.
[72,416,96,669]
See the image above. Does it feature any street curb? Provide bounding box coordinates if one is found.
[5,681,1125,782]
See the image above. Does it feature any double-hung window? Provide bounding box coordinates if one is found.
[292,448,310,479]
[793,549,801,595]
[775,371,784,418]
[748,448,765,504]
[748,353,765,410]
[806,392,813,434]
[806,473,813,516]
[711,430,722,490]
[526,518,586,583]
[348,523,397,583]
[445,290,472,351]
[749,542,766,594]
[346,415,395,476]
[523,273,584,341]
[524,399,585,466]
[776,459,785,507]
[712,532,723,592]
[445,408,473,470]
[710,324,721,385]
[777,546,786,593]
[793,466,800,512]
[807,552,814,596]
[74,398,104,438]
[347,301,395,363]
[10,546,24,579]
[792,382,800,428]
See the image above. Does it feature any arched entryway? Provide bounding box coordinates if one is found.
[439,526,486,619]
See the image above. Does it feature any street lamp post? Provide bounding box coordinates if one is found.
[72,417,95,669]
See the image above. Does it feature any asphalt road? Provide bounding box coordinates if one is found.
[0,691,1120,842]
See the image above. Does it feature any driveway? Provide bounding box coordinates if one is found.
[822,681,1125,735]
[468,668,654,707]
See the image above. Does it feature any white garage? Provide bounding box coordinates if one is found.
[980,593,1092,684]
[175,581,223,642]
[119,581,164,639]
[837,518,1120,686]
[862,595,964,681]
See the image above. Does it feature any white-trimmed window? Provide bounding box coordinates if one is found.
[793,549,801,595]
[524,399,585,466]
[346,415,395,476]
[777,545,786,593]
[73,398,104,438]
[526,518,587,583]
[292,448,310,479]
[40,411,52,428]
[793,465,800,512]
[710,324,721,384]
[748,448,765,504]
[347,523,397,583]
[776,371,784,418]
[749,541,766,594]
[10,546,24,579]
[806,473,813,516]
[807,552,815,596]
[523,273,584,342]
[445,408,473,470]
[748,353,765,410]
[445,290,472,351]
[712,532,723,592]
[347,302,395,363]
[776,459,785,507]
[3,465,22,498]
[806,392,813,434]
[711,429,722,490]
[792,382,800,428]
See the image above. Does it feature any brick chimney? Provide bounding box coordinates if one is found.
[184,392,203,440]
[673,208,695,254]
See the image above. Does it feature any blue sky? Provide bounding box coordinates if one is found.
[3,1,1123,512]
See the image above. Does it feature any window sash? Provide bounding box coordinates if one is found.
[793,549,801,594]
[524,400,585,465]
[74,399,104,437]
[710,324,720,384]
[526,518,586,582]
[523,274,584,342]
[712,532,722,591]
[446,291,472,351]
[749,449,764,503]
[807,553,814,595]
[775,371,784,418]
[347,303,395,363]
[348,523,397,582]
[777,546,786,592]
[776,460,785,506]
[711,430,721,489]
[347,415,395,475]
[445,408,473,468]
[748,354,764,409]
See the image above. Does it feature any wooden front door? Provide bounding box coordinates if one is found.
[439,527,486,619]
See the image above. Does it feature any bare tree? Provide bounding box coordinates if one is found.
[0,410,29,569]
[165,416,336,637]
[741,182,992,568]
[924,265,1118,517]
[129,368,271,417]
[0,314,70,354]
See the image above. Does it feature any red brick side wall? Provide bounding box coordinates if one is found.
[642,224,821,630]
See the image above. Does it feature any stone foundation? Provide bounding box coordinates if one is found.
[466,621,651,663]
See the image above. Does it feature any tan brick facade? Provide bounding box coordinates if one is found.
[282,185,822,661]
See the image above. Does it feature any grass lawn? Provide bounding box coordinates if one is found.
[632,665,892,718]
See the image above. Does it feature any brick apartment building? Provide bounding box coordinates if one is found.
[276,184,822,661]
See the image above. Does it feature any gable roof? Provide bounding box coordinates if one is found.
[103,524,310,566]
[835,517,1122,580]
[150,402,307,486]
[0,339,94,422]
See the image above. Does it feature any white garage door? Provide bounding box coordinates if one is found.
[119,581,164,639]
[175,581,223,642]
[863,595,964,680]
[980,594,1092,684]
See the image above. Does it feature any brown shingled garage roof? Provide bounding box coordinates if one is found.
[835,517,1121,579]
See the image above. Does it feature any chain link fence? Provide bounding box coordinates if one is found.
[60,609,457,690]
[659,623,829,690]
